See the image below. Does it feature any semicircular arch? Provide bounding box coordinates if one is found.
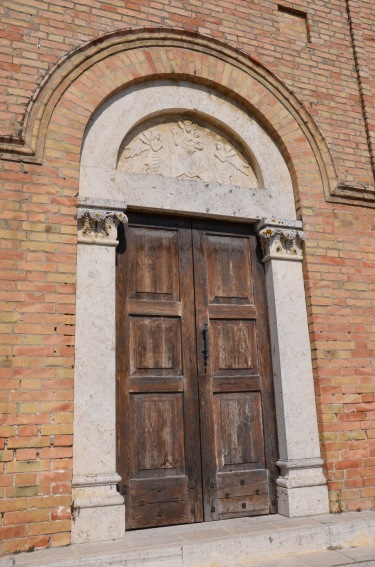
[0,28,337,204]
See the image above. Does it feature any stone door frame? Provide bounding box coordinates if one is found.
[72,81,329,544]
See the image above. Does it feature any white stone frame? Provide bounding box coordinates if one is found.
[72,81,329,544]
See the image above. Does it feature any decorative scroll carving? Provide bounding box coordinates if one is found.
[77,207,127,246]
[256,219,305,261]
[117,117,258,189]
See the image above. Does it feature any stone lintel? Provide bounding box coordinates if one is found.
[78,197,127,210]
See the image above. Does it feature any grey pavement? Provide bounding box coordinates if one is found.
[5,511,375,567]
[236,545,375,566]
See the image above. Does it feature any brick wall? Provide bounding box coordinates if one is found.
[0,158,76,552]
[0,0,375,555]
[302,193,375,513]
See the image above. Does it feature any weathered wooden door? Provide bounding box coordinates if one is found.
[117,214,277,530]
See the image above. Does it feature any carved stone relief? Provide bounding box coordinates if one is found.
[117,118,258,189]
[77,207,127,246]
[256,220,305,261]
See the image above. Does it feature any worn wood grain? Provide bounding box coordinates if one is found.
[117,213,202,530]
[117,214,277,529]
[192,219,277,521]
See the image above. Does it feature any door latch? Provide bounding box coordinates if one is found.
[202,322,209,370]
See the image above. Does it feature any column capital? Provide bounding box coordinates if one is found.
[256,218,305,262]
[77,198,127,246]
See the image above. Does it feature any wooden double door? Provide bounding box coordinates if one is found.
[117,213,277,530]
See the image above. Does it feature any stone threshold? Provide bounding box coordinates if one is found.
[7,511,375,567]
[237,545,375,567]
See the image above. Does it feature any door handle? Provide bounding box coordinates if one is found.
[202,322,209,369]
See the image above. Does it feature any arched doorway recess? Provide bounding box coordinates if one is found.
[73,78,329,543]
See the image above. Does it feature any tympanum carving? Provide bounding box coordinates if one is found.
[214,141,249,184]
[124,130,163,174]
[118,117,257,188]
[171,120,204,179]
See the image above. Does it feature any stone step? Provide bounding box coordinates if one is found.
[9,511,375,567]
[236,545,375,567]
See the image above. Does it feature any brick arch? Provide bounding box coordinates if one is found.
[0,28,337,204]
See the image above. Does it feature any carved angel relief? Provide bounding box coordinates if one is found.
[214,142,249,184]
[117,118,258,189]
[123,130,163,174]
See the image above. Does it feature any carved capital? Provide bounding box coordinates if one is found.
[77,206,127,246]
[256,219,305,262]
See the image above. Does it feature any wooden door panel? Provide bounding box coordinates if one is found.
[211,320,257,374]
[214,392,265,471]
[217,468,270,518]
[129,476,189,504]
[213,375,261,393]
[129,479,189,529]
[129,317,182,377]
[131,394,185,476]
[217,469,269,496]
[128,300,182,317]
[217,491,269,517]
[129,227,179,301]
[208,304,256,320]
[117,214,203,530]
[192,220,277,521]
[118,214,277,530]
[206,234,253,305]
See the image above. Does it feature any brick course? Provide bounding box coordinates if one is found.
[0,0,375,556]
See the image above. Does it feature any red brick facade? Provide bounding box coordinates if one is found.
[0,0,375,556]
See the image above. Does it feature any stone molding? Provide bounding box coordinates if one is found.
[72,473,123,510]
[1,30,374,202]
[256,219,305,262]
[256,217,329,516]
[77,198,127,246]
[277,457,325,469]
[73,472,122,488]
[276,458,327,489]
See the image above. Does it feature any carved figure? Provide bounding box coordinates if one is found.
[171,120,203,179]
[124,130,163,174]
[118,118,257,188]
[214,141,249,184]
